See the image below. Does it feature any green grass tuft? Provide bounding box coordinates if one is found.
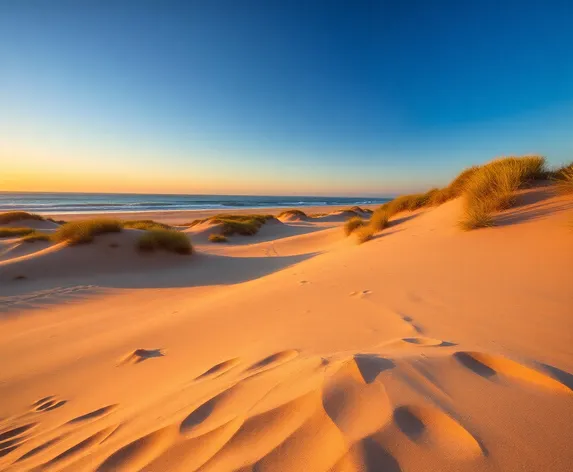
[137,229,192,254]
[343,216,365,236]
[208,233,228,243]
[52,219,122,245]
[0,212,44,224]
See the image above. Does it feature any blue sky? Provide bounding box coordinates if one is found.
[1,0,572,195]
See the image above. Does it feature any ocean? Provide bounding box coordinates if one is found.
[0,192,391,215]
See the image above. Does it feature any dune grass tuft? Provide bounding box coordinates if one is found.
[208,233,228,243]
[461,156,545,218]
[552,164,573,195]
[52,219,122,245]
[0,211,44,224]
[122,220,172,231]
[0,227,36,238]
[458,156,546,230]
[277,209,308,219]
[137,229,192,254]
[354,225,375,244]
[458,205,495,231]
[343,216,365,236]
[369,209,390,231]
[187,214,274,236]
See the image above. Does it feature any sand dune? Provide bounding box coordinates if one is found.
[0,186,572,471]
[0,219,60,231]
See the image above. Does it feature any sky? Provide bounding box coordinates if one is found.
[1,0,572,196]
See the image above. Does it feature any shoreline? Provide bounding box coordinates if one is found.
[44,204,380,225]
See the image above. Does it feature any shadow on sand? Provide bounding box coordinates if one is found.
[0,251,320,316]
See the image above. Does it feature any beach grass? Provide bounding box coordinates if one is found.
[369,209,390,231]
[187,214,274,236]
[552,163,573,194]
[52,219,123,245]
[354,225,375,244]
[459,156,546,229]
[0,211,44,224]
[355,155,547,240]
[208,233,228,243]
[0,227,36,238]
[344,216,365,236]
[137,229,192,254]
[458,204,495,231]
[122,220,172,230]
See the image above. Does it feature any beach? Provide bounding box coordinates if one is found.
[0,181,572,471]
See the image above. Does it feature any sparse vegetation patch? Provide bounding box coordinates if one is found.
[0,212,44,224]
[137,229,193,254]
[122,220,172,231]
[52,219,123,245]
[344,217,365,236]
[209,234,228,243]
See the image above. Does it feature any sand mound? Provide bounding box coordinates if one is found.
[0,230,190,282]
[317,210,360,222]
[4,348,571,471]
[277,210,308,222]
[0,219,59,231]
[0,240,52,262]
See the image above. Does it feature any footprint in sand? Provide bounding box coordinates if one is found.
[119,348,165,365]
[33,396,66,412]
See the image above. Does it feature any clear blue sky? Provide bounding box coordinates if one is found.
[1,0,572,195]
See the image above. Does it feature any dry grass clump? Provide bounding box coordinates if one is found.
[188,214,274,236]
[369,209,390,231]
[458,204,495,231]
[357,156,547,239]
[343,216,365,236]
[0,227,35,238]
[277,209,307,219]
[137,230,192,254]
[208,233,228,243]
[552,163,573,195]
[0,211,44,224]
[459,156,546,229]
[354,225,375,244]
[122,220,172,231]
[21,232,52,243]
[52,219,122,245]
